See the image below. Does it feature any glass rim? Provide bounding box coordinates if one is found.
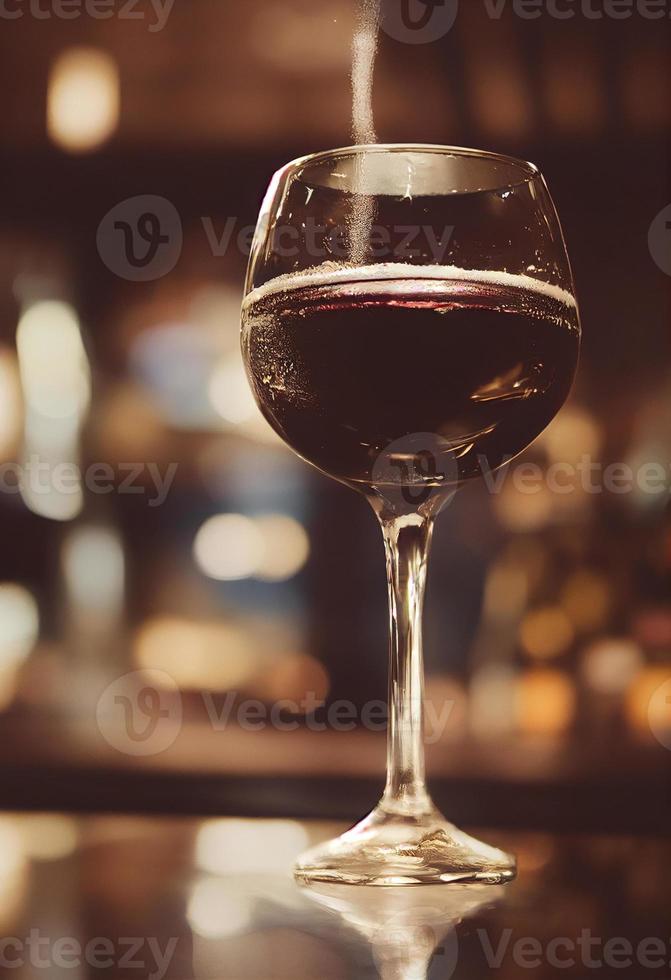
[273,143,542,194]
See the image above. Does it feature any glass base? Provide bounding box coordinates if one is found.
[294,804,516,886]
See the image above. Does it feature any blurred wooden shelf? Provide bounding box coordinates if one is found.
[0,711,668,835]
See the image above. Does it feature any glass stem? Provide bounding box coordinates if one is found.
[377,509,435,817]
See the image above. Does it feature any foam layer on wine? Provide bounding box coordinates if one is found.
[243,262,578,311]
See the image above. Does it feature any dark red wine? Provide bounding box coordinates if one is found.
[241,265,579,488]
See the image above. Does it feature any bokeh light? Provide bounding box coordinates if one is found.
[16,300,90,522]
[0,582,39,711]
[194,515,264,581]
[16,301,90,422]
[208,356,258,425]
[188,877,252,938]
[538,406,603,464]
[134,617,258,691]
[194,513,309,582]
[483,557,528,623]
[560,570,611,634]
[0,583,39,670]
[254,515,310,582]
[519,606,575,661]
[581,638,643,696]
[470,663,517,739]
[0,818,28,929]
[516,669,576,736]
[625,666,671,740]
[62,525,125,618]
[17,814,78,862]
[494,482,554,531]
[195,818,308,875]
[0,348,22,461]
[47,48,120,152]
[248,653,329,706]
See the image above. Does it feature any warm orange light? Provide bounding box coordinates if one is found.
[470,664,516,739]
[516,669,575,736]
[519,607,574,661]
[538,406,602,464]
[483,559,528,622]
[625,666,671,740]
[249,654,330,707]
[494,483,554,532]
[134,617,257,692]
[254,515,310,582]
[561,570,611,633]
[0,348,22,461]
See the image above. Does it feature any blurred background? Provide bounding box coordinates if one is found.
[0,0,668,833]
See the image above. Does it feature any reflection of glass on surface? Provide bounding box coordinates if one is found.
[301,881,503,980]
[188,877,253,938]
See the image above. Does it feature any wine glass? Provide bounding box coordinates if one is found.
[241,145,580,885]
